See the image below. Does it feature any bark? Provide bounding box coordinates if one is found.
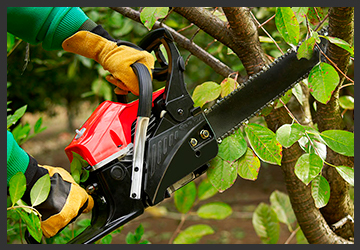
[222,7,269,74]
[314,7,354,239]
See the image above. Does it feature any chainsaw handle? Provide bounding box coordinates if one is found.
[130,62,153,118]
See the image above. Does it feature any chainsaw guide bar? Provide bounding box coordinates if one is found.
[205,28,328,143]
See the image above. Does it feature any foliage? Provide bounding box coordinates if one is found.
[252,190,307,244]
[171,179,232,243]
[7,84,47,145]
[7,172,50,243]
[125,224,150,244]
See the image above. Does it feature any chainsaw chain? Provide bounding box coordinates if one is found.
[204,27,328,143]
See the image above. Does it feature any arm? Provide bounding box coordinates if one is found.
[7,7,96,50]
[7,131,29,185]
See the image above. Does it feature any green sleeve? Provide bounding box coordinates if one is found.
[7,7,91,50]
[7,131,29,185]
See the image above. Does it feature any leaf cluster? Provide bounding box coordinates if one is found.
[7,172,51,243]
[171,178,232,243]
[252,190,307,244]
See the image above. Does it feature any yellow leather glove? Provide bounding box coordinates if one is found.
[23,156,94,238]
[62,30,154,96]
[37,165,93,238]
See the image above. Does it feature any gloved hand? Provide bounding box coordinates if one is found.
[61,28,154,96]
[24,156,93,238]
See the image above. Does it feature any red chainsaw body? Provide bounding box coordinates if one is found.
[65,88,164,166]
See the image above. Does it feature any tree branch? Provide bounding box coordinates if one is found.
[222,7,269,75]
[173,7,268,75]
[110,7,235,79]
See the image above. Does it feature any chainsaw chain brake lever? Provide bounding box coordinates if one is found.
[138,28,194,122]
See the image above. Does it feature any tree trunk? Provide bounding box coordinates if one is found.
[314,7,354,240]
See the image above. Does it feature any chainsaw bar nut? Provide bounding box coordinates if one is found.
[200,129,210,139]
[190,138,198,147]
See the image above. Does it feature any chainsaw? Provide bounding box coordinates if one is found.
[32,27,329,243]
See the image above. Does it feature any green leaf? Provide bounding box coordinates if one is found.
[299,127,327,160]
[320,130,354,157]
[11,123,31,145]
[245,123,282,165]
[276,123,305,148]
[252,202,280,244]
[275,89,292,109]
[237,147,261,181]
[7,32,15,53]
[197,202,232,220]
[135,224,144,241]
[125,224,145,244]
[322,36,354,56]
[9,172,27,206]
[28,212,43,242]
[291,7,309,23]
[197,178,218,201]
[220,77,238,97]
[174,181,196,214]
[100,234,113,244]
[297,36,317,60]
[334,166,354,186]
[173,224,214,244]
[275,7,300,45]
[17,210,42,243]
[207,156,238,192]
[34,117,44,134]
[70,152,89,184]
[126,232,137,244]
[308,7,324,26]
[270,190,296,231]
[294,153,323,185]
[308,62,340,104]
[7,105,27,129]
[192,81,221,108]
[140,7,169,30]
[217,131,247,162]
[292,83,304,106]
[30,174,51,207]
[339,95,354,110]
[311,175,330,208]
